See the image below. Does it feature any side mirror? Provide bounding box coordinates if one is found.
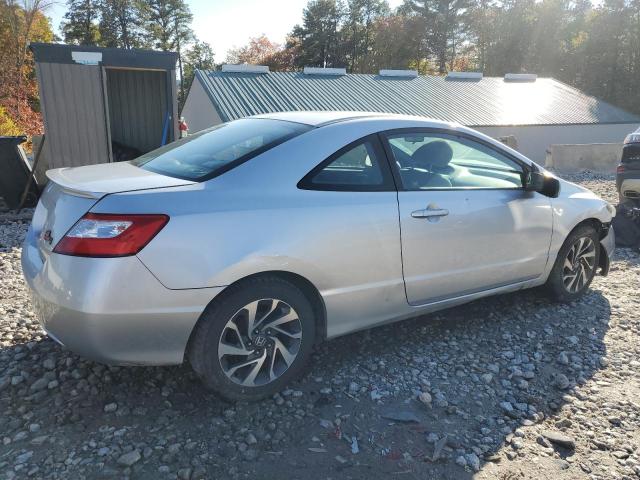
[523,171,560,198]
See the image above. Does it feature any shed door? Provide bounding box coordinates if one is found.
[36,62,110,168]
[106,69,169,156]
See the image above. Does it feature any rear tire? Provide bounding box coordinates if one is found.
[188,276,316,402]
[545,225,600,302]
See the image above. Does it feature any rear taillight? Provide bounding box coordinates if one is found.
[617,164,625,174]
[53,213,169,257]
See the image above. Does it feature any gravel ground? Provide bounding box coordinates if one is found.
[1,173,639,480]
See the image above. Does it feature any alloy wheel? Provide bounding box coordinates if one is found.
[562,236,596,293]
[217,298,302,387]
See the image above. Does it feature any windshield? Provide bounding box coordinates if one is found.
[131,118,312,181]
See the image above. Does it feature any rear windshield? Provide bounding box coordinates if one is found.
[131,118,312,181]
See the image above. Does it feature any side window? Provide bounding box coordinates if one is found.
[385,132,524,190]
[299,137,392,191]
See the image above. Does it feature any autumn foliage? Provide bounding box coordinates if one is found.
[226,35,297,72]
[0,1,54,138]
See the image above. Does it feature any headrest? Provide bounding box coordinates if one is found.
[412,140,453,170]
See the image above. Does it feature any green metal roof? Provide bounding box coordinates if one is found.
[195,70,640,127]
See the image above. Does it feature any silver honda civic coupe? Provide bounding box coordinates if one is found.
[22,111,615,400]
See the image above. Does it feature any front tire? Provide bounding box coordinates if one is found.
[545,225,600,302]
[188,276,316,401]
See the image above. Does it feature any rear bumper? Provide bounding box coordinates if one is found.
[21,226,224,365]
[616,171,640,201]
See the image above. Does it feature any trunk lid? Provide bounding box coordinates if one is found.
[46,162,194,198]
[31,162,194,257]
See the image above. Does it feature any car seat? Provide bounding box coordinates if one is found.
[409,141,454,188]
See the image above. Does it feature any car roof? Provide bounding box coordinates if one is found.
[249,110,534,166]
[251,110,454,128]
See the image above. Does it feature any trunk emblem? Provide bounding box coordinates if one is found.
[42,230,53,245]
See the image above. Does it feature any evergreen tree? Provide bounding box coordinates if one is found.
[466,0,496,71]
[98,0,142,49]
[180,39,214,110]
[139,0,193,51]
[368,14,428,71]
[483,0,537,75]
[344,0,389,71]
[182,40,214,89]
[60,0,100,45]
[403,0,470,73]
[290,0,347,68]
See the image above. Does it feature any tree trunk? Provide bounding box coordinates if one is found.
[175,17,184,114]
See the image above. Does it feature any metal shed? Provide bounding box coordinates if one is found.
[30,43,178,169]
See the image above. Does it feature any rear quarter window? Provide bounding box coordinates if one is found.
[132,118,311,181]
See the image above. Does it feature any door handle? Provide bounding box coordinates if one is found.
[411,208,449,218]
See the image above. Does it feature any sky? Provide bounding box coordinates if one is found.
[45,0,405,61]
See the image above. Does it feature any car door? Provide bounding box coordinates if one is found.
[381,129,553,306]
[296,134,406,336]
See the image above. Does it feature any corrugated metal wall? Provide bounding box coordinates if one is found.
[36,62,110,168]
[106,69,168,153]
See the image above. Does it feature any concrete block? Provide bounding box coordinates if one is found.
[547,143,622,173]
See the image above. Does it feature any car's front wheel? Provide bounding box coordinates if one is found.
[546,224,600,302]
[188,276,316,401]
